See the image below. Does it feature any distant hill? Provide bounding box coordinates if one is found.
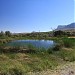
[55,23,75,32]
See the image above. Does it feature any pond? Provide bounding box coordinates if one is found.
[5,40,55,49]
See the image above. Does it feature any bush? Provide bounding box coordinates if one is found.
[47,48,53,54]
[52,44,62,51]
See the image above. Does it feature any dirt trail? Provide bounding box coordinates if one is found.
[28,62,75,75]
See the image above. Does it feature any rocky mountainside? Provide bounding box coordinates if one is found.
[55,23,75,31]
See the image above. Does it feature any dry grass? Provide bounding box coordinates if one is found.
[28,62,75,75]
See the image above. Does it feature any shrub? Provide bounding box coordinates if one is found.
[47,48,53,54]
[52,44,62,51]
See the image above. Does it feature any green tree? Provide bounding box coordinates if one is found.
[5,31,11,37]
[0,31,4,37]
[53,30,65,37]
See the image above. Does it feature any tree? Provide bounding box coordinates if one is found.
[0,31,4,37]
[5,31,11,37]
[53,30,65,37]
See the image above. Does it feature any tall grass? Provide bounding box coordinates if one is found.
[0,52,61,74]
[62,38,75,48]
[0,38,75,74]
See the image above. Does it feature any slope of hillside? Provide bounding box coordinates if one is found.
[56,23,75,31]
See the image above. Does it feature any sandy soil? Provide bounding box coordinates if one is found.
[68,37,75,38]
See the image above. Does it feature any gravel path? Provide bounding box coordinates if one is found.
[28,62,75,75]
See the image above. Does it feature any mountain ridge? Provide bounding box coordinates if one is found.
[55,23,75,31]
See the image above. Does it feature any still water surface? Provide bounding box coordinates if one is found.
[5,40,55,49]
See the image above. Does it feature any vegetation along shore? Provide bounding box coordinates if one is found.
[0,30,75,75]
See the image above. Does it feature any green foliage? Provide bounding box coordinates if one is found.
[47,48,53,54]
[0,35,75,74]
[27,44,36,50]
[56,50,75,62]
[5,31,11,37]
[62,38,75,48]
[52,44,62,51]
[53,30,66,37]
[8,67,24,75]
[0,44,37,53]
[0,53,59,74]
[0,31,5,37]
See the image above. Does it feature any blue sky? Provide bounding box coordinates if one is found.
[0,0,74,33]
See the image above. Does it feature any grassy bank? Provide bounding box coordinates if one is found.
[0,52,65,75]
[0,37,75,75]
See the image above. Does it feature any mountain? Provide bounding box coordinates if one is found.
[55,23,75,31]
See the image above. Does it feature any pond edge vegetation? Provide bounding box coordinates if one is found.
[0,31,75,75]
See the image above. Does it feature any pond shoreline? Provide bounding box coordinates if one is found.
[0,37,75,75]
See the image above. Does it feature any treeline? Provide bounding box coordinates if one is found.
[53,30,75,37]
[13,32,52,39]
[0,30,75,39]
[0,31,51,39]
[0,31,11,37]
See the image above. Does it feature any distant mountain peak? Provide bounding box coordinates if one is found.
[55,23,75,31]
